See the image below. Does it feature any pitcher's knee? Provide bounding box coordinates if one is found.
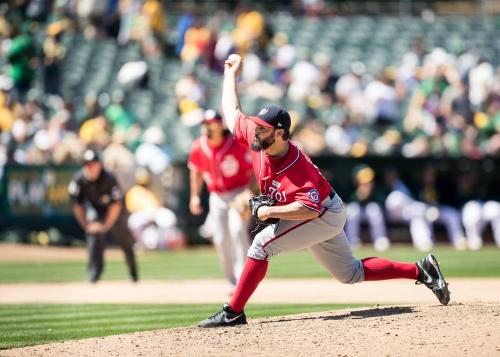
[247,225,277,261]
[337,273,362,284]
[334,259,364,284]
[247,237,270,261]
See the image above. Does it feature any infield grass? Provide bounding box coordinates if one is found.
[0,245,499,283]
[0,303,365,349]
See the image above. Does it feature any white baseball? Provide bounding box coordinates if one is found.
[227,54,241,64]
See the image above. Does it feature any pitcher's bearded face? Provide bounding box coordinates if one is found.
[251,126,276,151]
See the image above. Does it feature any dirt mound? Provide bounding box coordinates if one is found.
[4,303,500,357]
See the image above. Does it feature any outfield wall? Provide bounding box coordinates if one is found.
[1,156,498,245]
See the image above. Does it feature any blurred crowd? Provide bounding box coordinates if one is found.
[0,0,180,249]
[0,0,174,174]
[173,9,500,159]
[0,1,499,248]
[0,0,174,173]
[0,2,498,170]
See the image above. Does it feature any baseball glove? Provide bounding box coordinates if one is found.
[249,195,280,225]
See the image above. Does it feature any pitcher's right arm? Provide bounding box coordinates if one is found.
[222,54,243,133]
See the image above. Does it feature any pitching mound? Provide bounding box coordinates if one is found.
[4,303,500,357]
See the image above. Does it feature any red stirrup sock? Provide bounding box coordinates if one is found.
[362,257,419,281]
[229,257,268,312]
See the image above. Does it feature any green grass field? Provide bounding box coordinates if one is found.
[0,303,365,349]
[1,245,499,350]
[0,245,499,283]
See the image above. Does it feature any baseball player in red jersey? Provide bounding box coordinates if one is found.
[198,54,450,328]
[188,109,253,288]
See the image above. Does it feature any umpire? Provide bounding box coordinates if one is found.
[68,149,138,283]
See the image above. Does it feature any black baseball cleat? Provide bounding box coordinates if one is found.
[198,304,247,328]
[416,254,451,305]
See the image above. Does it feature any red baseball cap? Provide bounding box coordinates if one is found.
[203,109,223,124]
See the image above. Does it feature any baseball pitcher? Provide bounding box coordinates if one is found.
[198,54,451,328]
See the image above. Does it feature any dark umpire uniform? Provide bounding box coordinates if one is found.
[68,149,138,283]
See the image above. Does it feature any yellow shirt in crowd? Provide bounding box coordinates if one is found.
[125,185,161,213]
[0,91,14,131]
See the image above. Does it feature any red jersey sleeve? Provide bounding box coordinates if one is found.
[233,111,256,146]
[295,184,323,212]
[187,139,203,171]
